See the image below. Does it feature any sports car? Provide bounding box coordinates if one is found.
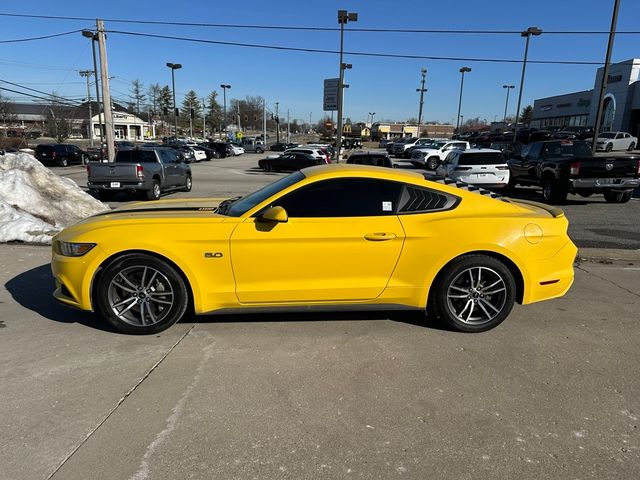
[51,165,577,334]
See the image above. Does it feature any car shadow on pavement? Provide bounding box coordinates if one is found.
[4,263,116,332]
[190,309,454,332]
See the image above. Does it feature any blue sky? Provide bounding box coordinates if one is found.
[0,0,638,125]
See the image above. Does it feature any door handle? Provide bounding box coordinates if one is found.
[364,232,397,241]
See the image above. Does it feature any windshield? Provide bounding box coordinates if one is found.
[431,142,446,149]
[226,171,305,217]
[598,132,616,139]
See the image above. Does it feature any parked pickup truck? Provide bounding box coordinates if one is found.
[407,140,471,170]
[507,140,640,203]
[87,147,192,201]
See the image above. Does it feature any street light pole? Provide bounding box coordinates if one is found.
[592,0,620,151]
[455,66,471,134]
[336,9,358,163]
[220,84,231,138]
[166,63,182,137]
[513,26,542,143]
[502,84,515,125]
[79,70,93,147]
[275,102,280,143]
[416,68,427,138]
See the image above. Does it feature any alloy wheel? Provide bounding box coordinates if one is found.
[446,266,507,326]
[107,265,175,327]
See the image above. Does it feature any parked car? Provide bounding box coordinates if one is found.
[242,138,266,154]
[346,152,393,168]
[391,137,419,157]
[187,146,207,162]
[591,132,637,152]
[378,138,393,148]
[387,137,410,154]
[436,148,510,190]
[507,140,640,203]
[258,152,328,172]
[35,144,87,167]
[86,147,192,201]
[285,147,331,164]
[270,142,299,151]
[192,145,216,160]
[408,141,471,170]
[230,144,245,156]
[52,164,578,334]
[202,141,233,158]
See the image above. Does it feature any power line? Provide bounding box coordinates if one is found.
[106,29,623,66]
[0,12,639,35]
[0,85,79,104]
[0,29,86,43]
[0,58,81,72]
[0,79,81,105]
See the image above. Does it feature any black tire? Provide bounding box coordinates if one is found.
[429,254,516,333]
[627,142,636,152]
[256,148,264,154]
[146,179,161,200]
[95,190,112,201]
[604,190,632,203]
[605,143,613,152]
[59,157,68,167]
[263,162,272,172]
[95,253,189,334]
[542,174,568,203]
[426,156,439,170]
[182,175,192,192]
[506,175,517,191]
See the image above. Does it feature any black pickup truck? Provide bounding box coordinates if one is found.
[507,140,640,203]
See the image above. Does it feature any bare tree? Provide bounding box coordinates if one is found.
[0,92,17,127]
[130,79,146,115]
[147,83,162,116]
[46,101,72,143]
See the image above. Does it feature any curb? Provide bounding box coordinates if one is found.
[577,248,640,265]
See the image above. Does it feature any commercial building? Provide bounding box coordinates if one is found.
[1,101,154,140]
[371,122,454,140]
[531,59,640,137]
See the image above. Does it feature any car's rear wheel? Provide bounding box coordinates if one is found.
[59,158,68,167]
[604,190,632,203]
[542,174,567,203]
[627,142,636,151]
[95,254,189,334]
[146,179,161,200]
[263,163,272,172]
[430,255,516,333]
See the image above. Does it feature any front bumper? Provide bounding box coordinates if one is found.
[569,178,640,189]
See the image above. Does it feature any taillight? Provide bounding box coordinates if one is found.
[136,165,144,178]
[454,166,472,171]
[570,161,580,176]
[86,165,91,175]
[52,151,56,158]
[325,155,330,164]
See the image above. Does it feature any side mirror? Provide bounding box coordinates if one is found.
[258,206,288,223]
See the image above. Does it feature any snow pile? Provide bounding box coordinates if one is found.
[0,152,109,244]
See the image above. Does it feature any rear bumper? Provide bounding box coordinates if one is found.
[88,181,148,191]
[569,178,639,190]
[523,240,578,305]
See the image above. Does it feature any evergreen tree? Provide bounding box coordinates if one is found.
[180,90,201,128]
[130,79,146,114]
[206,90,222,132]
[519,105,534,125]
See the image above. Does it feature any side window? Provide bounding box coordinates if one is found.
[159,150,176,164]
[528,143,543,159]
[444,152,456,164]
[455,143,467,150]
[272,178,403,217]
[520,144,532,157]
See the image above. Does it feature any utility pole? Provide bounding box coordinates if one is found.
[202,98,206,140]
[309,112,312,133]
[416,68,427,138]
[236,102,241,134]
[592,0,620,150]
[336,9,358,163]
[263,100,267,148]
[287,109,290,143]
[96,19,115,161]
[275,102,280,143]
[79,70,94,147]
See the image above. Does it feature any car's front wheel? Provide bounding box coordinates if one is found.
[430,255,516,333]
[95,254,189,334]
[182,175,192,192]
[605,143,613,152]
[542,175,568,203]
[426,156,439,170]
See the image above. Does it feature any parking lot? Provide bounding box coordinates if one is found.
[0,151,639,479]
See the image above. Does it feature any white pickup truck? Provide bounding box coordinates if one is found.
[408,140,471,170]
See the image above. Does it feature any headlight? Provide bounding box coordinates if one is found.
[55,241,96,257]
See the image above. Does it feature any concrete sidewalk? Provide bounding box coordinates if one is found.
[1,245,639,479]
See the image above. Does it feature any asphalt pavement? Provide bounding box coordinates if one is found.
[0,245,638,479]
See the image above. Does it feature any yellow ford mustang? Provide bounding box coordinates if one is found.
[51,165,576,334]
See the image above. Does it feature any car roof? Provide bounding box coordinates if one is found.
[461,148,503,153]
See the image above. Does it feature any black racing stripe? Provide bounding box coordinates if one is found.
[92,206,217,217]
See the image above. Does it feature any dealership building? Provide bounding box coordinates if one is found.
[530,58,640,137]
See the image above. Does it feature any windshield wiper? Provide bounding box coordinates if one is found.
[215,196,242,215]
